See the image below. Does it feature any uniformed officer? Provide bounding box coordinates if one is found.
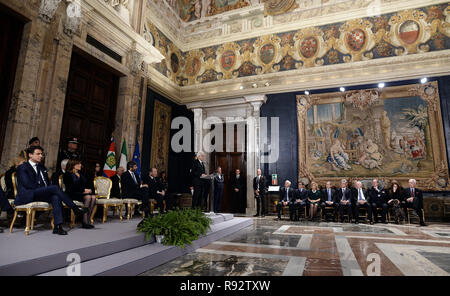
[57,137,81,172]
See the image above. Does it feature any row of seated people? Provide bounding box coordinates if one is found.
[276,178,426,226]
[0,146,168,235]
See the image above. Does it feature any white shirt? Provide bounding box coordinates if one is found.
[29,160,47,186]
[129,170,138,184]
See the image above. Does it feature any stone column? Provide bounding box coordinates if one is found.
[114,48,145,165]
[244,94,266,216]
[0,13,51,172]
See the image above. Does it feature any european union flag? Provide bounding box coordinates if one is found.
[132,142,141,179]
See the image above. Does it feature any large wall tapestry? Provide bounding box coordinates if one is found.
[296,82,449,191]
[150,100,172,175]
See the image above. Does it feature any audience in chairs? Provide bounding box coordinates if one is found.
[404,179,426,226]
[110,167,125,199]
[321,181,338,222]
[387,180,406,224]
[353,181,373,224]
[277,180,295,221]
[307,182,322,221]
[51,159,68,186]
[63,159,96,229]
[294,182,307,221]
[337,179,353,222]
[369,179,388,224]
[143,167,164,214]
[121,161,150,218]
[15,146,87,235]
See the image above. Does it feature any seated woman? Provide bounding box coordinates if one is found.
[64,159,96,229]
[307,182,322,221]
[387,180,406,224]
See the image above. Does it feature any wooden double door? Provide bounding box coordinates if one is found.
[59,50,119,175]
[210,123,247,213]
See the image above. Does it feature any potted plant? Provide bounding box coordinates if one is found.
[137,208,212,248]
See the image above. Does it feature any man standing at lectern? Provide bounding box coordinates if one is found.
[253,169,267,217]
[191,151,207,209]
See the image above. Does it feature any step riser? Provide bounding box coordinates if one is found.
[1,213,235,276]
[98,218,253,276]
[0,235,154,276]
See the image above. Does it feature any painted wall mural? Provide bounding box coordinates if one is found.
[296,82,450,191]
[165,0,202,22]
[146,4,450,87]
[207,0,250,17]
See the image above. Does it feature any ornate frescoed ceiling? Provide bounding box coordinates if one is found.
[142,0,450,103]
[146,3,449,82]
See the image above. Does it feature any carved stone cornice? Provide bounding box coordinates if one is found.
[128,49,143,76]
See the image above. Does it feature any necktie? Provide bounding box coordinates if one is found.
[131,172,138,185]
[36,165,47,187]
[411,188,415,197]
[342,188,345,200]
[328,189,331,201]
[285,188,289,201]
[358,189,362,200]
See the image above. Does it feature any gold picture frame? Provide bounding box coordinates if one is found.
[296,82,449,191]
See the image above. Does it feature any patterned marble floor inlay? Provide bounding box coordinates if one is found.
[139,218,450,276]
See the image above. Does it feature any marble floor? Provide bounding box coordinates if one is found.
[140,217,450,276]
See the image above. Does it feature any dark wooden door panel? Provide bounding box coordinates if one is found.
[60,52,118,175]
[211,123,247,213]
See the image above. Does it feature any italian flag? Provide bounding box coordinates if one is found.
[119,139,127,169]
[103,137,116,178]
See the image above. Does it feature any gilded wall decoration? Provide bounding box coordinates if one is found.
[217,42,242,79]
[145,4,450,86]
[165,0,201,22]
[253,35,283,73]
[296,82,450,191]
[293,27,331,67]
[387,9,433,54]
[150,100,172,175]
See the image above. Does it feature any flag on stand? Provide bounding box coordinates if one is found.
[103,137,116,178]
[132,142,141,178]
[119,139,127,169]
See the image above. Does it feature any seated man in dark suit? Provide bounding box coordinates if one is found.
[368,179,388,224]
[404,178,426,226]
[294,182,307,221]
[336,179,353,222]
[276,180,296,221]
[321,181,338,222]
[15,146,86,235]
[121,161,150,217]
[354,181,373,224]
[143,167,165,213]
[110,167,125,198]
